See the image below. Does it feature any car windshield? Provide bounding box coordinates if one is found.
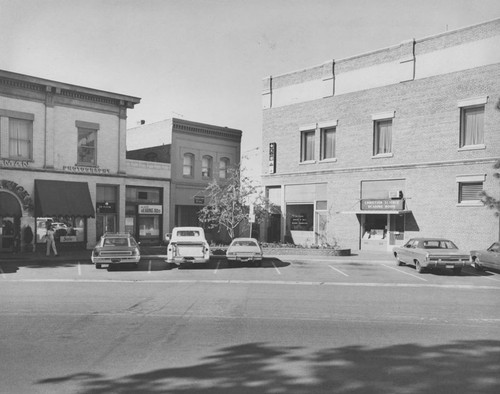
[103,238,129,247]
[232,241,258,247]
[422,240,458,249]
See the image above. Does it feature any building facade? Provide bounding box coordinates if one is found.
[127,118,242,242]
[261,18,500,252]
[0,70,170,252]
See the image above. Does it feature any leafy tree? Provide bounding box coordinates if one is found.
[480,159,500,217]
[198,165,276,240]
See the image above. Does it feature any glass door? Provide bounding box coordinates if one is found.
[96,214,117,240]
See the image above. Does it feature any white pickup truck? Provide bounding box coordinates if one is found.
[166,227,210,267]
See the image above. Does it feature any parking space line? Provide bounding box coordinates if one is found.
[77,262,82,276]
[328,265,349,277]
[468,271,500,282]
[381,264,428,281]
[0,267,5,279]
[148,260,152,274]
[272,262,281,275]
[213,260,221,274]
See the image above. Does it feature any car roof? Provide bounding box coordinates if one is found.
[102,233,133,238]
[173,227,203,231]
[409,238,453,242]
[231,238,258,242]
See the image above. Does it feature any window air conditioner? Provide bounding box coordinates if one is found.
[389,190,403,199]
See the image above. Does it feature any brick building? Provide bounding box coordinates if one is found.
[0,70,170,252]
[127,118,242,242]
[261,18,500,252]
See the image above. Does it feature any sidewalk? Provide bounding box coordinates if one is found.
[0,247,393,264]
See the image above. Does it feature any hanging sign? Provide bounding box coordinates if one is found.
[138,205,163,214]
[269,142,276,174]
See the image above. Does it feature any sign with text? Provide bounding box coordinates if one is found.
[194,196,205,204]
[268,142,276,174]
[361,199,405,211]
[138,205,163,214]
[97,202,116,214]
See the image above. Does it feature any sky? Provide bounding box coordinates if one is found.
[1,0,500,177]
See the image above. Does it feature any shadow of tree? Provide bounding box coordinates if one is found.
[36,340,500,393]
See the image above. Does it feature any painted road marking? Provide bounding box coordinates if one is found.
[148,260,152,274]
[77,262,82,276]
[4,278,500,290]
[0,267,5,279]
[381,264,428,282]
[272,261,281,275]
[328,265,349,277]
[468,270,500,282]
[214,260,221,274]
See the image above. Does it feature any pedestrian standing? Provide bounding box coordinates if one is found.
[45,223,58,257]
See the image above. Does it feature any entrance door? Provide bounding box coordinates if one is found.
[96,214,116,240]
[361,214,388,251]
[389,214,405,248]
[0,216,16,251]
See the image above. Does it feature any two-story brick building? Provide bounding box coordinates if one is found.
[127,118,242,242]
[261,18,500,252]
[0,70,170,252]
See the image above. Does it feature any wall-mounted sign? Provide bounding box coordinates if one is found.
[0,159,30,168]
[0,179,34,211]
[63,165,111,174]
[194,196,205,204]
[361,199,405,211]
[138,204,162,214]
[97,202,116,214]
[60,235,78,243]
[268,142,276,174]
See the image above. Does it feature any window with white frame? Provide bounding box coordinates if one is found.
[457,174,485,205]
[77,122,98,166]
[460,105,484,148]
[320,126,336,160]
[9,118,33,160]
[300,129,315,162]
[458,182,483,204]
[373,119,392,156]
[219,157,229,179]
[202,155,213,178]
[183,153,194,177]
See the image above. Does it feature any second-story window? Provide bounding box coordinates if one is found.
[9,118,33,160]
[77,127,97,165]
[300,129,315,162]
[202,155,213,178]
[183,153,194,177]
[320,127,336,160]
[219,157,229,179]
[460,105,484,148]
[373,119,392,156]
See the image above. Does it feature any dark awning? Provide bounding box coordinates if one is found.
[0,192,22,216]
[35,179,95,218]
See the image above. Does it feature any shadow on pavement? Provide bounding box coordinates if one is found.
[36,340,500,393]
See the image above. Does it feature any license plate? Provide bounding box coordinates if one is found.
[445,264,454,269]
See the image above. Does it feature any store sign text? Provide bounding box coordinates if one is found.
[361,199,404,211]
[63,165,111,174]
[1,159,30,168]
[138,205,162,214]
[0,179,34,211]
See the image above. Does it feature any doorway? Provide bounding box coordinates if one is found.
[96,214,117,240]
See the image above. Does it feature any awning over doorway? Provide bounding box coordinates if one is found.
[34,179,95,218]
[340,210,412,215]
[0,192,22,216]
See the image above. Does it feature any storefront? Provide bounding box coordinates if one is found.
[34,179,95,250]
[126,186,164,245]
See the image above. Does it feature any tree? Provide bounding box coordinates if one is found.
[480,159,500,217]
[198,165,276,240]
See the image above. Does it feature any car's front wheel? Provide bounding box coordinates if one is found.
[395,254,404,266]
[415,260,424,273]
[472,257,483,271]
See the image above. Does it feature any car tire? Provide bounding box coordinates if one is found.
[472,258,483,271]
[415,260,424,273]
[395,254,404,266]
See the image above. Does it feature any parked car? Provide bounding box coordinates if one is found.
[393,238,470,274]
[470,242,500,272]
[166,227,210,267]
[226,238,263,267]
[91,233,141,269]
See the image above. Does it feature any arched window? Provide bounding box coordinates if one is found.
[183,153,194,177]
[202,155,213,178]
[219,157,229,179]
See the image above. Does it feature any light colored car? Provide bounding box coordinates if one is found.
[393,238,470,274]
[470,242,500,272]
[91,233,141,269]
[166,227,210,267]
[226,238,263,267]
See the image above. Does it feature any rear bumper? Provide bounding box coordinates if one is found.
[167,256,210,264]
[92,256,140,264]
[227,255,262,262]
[422,259,469,269]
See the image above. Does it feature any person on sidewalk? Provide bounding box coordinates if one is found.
[45,223,58,257]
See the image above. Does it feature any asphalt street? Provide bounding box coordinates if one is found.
[1,256,499,393]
